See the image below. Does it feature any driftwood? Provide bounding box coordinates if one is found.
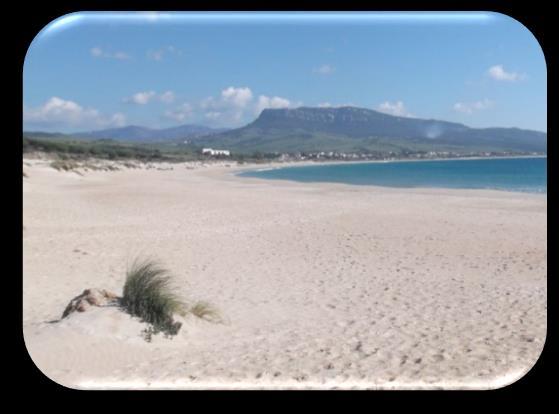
[61,288,120,319]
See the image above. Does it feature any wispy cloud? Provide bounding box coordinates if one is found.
[313,64,336,75]
[147,45,183,61]
[90,47,131,60]
[164,103,193,122]
[123,91,176,105]
[204,111,221,121]
[377,101,414,117]
[123,91,157,105]
[453,98,494,114]
[159,91,175,104]
[487,65,525,82]
[24,97,126,130]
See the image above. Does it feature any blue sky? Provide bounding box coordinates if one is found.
[23,12,547,133]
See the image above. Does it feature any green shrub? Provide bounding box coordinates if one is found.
[121,259,185,336]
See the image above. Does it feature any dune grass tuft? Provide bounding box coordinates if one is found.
[121,258,186,336]
[190,301,222,323]
[50,160,82,174]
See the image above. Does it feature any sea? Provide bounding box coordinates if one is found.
[239,157,547,194]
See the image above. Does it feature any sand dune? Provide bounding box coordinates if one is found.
[23,159,547,389]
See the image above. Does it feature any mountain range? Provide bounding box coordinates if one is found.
[24,106,547,154]
[200,107,547,154]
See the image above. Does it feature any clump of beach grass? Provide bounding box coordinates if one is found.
[50,159,82,174]
[121,258,186,337]
[190,301,222,323]
[105,164,120,171]
[122,161,139,169]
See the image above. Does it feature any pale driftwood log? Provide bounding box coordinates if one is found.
[61,288,120,319]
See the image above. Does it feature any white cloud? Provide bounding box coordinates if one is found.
[487,65,524,82]
[90,47,131,60]
[200,96,216,110]
[113,52,131,60]
[196,87,254,124]
[159,91,175,104]
[147,50,164,61]
[124,91,176,105]
[318,102,332,108]
[377,101,414,117]
[453,99,494,114]
[123,91,157,105]
[147,45,183,61]
[110,113,127,126]
[24,97,126,130]
[90,47,103,57]
[313,64,335,75]
[255,95,292,115]
[164,103,193,122]
[165,87,298,127]
[221,86,253,108]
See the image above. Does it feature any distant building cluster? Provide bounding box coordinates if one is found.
[271,150,543,162]
[202,148,231,157]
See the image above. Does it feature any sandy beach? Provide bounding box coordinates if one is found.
[22,158,547,389]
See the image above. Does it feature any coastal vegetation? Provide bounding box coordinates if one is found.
[23,135,280,164]
[119,258,223,340]
[23,136,165,161]
[189,301,222,323]
[55,258,221,342]
[50,159,83,173]
[121,259,186,337]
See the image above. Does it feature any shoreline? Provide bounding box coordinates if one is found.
[234,154,547,172]
[229,156,547,197]
[23,155,547,198]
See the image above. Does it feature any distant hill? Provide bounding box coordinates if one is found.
[22,131,84,142]
[74,124,229,142]
[198,106,547,154]
[24,107,547,155]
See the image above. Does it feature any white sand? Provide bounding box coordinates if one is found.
[23,158,547,389]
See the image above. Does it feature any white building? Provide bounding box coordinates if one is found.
[202,148,231,156]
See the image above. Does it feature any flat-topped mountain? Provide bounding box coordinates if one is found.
[253,106,468,137]
[200,106,546,154]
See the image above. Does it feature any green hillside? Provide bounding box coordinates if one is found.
[199,107,547,155]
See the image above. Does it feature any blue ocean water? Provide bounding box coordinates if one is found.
[239,157,547,193]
